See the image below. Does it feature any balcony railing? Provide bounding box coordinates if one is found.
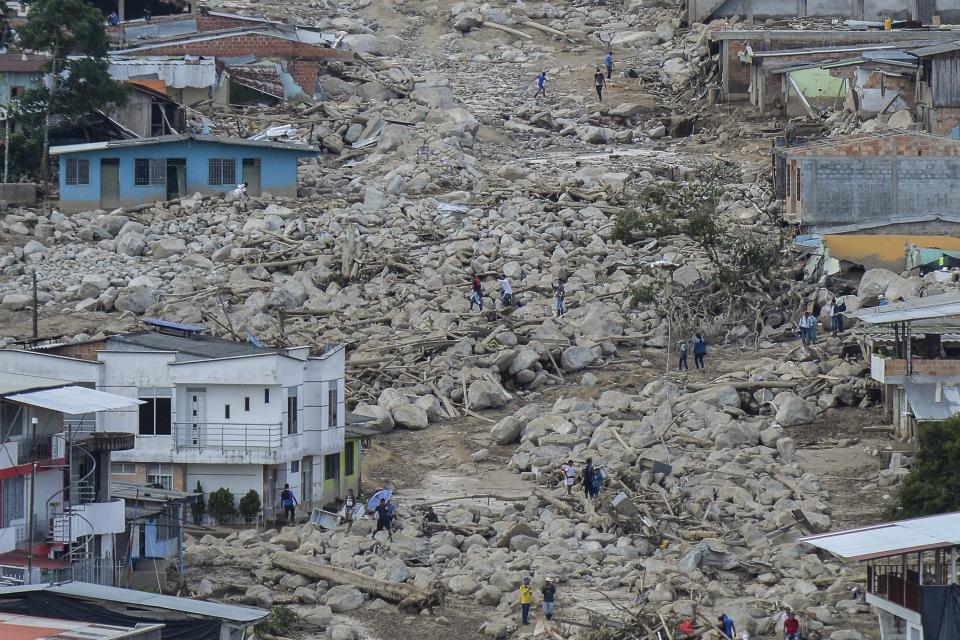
[173,422,283,451]
[866,563,952,613]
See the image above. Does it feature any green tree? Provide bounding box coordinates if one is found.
[207,487,236,524]
[891,418,960,519]
[190,481,206,525]
[17,0,127,184]
[238,489,261,523]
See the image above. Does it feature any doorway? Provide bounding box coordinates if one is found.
[242,158,261,196]
[185,388,206,447]
[166,158,185,200]
[100,158,119,209]
[302,457,312,507]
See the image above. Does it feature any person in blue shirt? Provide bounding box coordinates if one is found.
[718,613,736,638]
[535,72,547,98]
[280,483,298,524]
[693,333,707,370]
[604,50,613,79]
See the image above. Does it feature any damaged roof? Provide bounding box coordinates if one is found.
[227,63,285,99]
[112,26,354,61]
[0,52,49,73]
[50,133,317,155]
[109,56,217,89]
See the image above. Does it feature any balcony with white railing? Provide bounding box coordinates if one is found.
[49,499,125,544]
[173,422,284,454]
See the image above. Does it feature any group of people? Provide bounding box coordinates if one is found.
[518,576,558,625]
[468,274,567,318]
[560,458,603,498]
[676,333,707,371]
[672,609,801,639]
[799,296,847,346]
[534,50,617,101]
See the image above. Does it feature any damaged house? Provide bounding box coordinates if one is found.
[687,0,960,24]
[108,55,217,106]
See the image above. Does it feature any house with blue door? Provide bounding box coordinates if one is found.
[50,134,317,213]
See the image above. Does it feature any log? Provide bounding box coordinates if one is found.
[272,551,443,612]
[422,521,493,537]
[522,20,569,39]
[240,255,322,269]
[684,381,797,391]
[483,21,534,39]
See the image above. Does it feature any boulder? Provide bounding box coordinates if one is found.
[325,585,364,612]
[353,403,394,432]
[150,237,187,259]
[448,575,480,595]
[330,625,359,640]
[1,293,30,311]
[491,416,523,444]
[467,380,510,410]
[301,605,333,628]
[392,404,429,430]
[774,393,817,426]
[857,269,903,305]
[560,346,596,371]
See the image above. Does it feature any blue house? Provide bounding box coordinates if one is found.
[50,134,317,213]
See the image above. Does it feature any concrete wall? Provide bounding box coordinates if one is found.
[56,139,310,213]
[801,156,960,226]
[0,183,37,205]
[691,0,960,22]
[185,462,263,503]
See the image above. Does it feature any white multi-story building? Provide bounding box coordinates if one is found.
[0,320,350,517]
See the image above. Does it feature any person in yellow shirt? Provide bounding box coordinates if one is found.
[519,577,533,625]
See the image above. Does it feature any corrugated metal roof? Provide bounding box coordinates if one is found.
[113,27,354,61]
[226,63,284,99]
[905,381,960,421]
[846,292,960,324]
[814,214,960,235]
[910,40,960,57]
[109,56,216,90]
[801,511,960,560]
[5,386,143,414]
[0,372,73,396]
[0,582,268,623]
[50,133,316,155]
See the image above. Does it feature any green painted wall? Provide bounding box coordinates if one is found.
[788,68,846,99]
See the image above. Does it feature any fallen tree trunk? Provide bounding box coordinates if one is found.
[272,551,443,612]
[483,21,534,39]
[684,381,797,391]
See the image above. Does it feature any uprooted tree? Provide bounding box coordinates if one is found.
[890,418,960,519]
[614,180,796,342]
[15,0,127,184]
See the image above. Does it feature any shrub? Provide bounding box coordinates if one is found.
[238,489,262,523]
[890,418,960,519]
[255,606,300,636]
[207,487,236,524]
[191,481,206,525]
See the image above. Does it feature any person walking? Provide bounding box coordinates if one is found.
[777,606,791,640]
[519,577,533,625]
[582,458,595,500]
[542,577,557,621]
[561,459,576,495]
[554,280,566,317]
[535,71,547,98]
[693,333,706,370]
[469,274,483,311]
[280,483,298,524]
[500,276,513,307]
[831,297,846,336]
[373,497,393,541]
[604,50,613,79]
[343,488,357,533]
[799,311,815,346]
[718,613,736,639]
[677,339,689,371]
[594,67,606,100]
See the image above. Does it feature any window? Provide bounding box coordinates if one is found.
[138,393,172,436]
[796,167,802,201]
[290,460,299,474]
[0,400,23,439]
[1,476,24,526]
[345,441,355,476]
[287,388,298,435]
[111,462,137,475]
[146,463,173,490]
[65,158,90,185]
[134,158,166,185]
[324,453,339,480]
[264,388,270,404]
[224,404,231,419]
[244,397,250,412]
[208,158,236,185]
[328,380,339,429]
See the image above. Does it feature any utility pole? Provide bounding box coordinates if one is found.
[31,271,38,339]
[3,106,9,184]
[26,417,37,584]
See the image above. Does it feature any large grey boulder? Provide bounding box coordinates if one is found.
[1,293,30,311]
[325,585,364,612]
[114,285,158,314]
[491,416,522,444]
[467,380,510,410]
[392,403,429,430]
[774,393,817,426]
[560,346,596,371]
[857,268,903,305]
[300,605,333,628]
[150,237,186,259]
[448,575,480,595]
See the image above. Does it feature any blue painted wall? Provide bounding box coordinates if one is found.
[0,71,41,106]
[56,138,312,212]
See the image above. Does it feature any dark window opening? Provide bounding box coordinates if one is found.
[139,397,172,435]
[324,453,339,480]
[224,405,230,419]
[65,158,90,185]
[345,441,355,476]
[244,397,250,412]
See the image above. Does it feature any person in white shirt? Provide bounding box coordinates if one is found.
[500,276,513,306]
[561,459,576,495]
[799,311,815,346]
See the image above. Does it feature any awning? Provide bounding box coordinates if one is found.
[905,381,960,421]
[0,372,75,396]
[5,386,143,414]
[845,292,960,324]
[801,511,960,561]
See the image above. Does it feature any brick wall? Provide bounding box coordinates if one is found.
[884,358,960,377]
[195,14,265,32]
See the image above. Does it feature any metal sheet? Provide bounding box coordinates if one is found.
[108,56,217,90]
[6,386,143,414]
[846,292,960,324]
[801,512,960,560]
[0,582,268,623]
[905,381,960,421]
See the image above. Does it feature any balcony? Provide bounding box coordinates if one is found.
[870,355,960,383]
[867,562,951,614]
[49,500,125,543]
[173,422,283,452]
